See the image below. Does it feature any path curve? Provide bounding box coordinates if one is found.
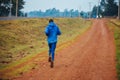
[13,19,117,80]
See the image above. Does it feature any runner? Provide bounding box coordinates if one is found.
[45,19,61,68]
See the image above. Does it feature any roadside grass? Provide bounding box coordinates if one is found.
[108,19,120,79]
[0,18,91,79]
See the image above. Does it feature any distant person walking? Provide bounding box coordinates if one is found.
[45,19,61,68]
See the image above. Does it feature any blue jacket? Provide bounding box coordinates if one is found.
[45,22,61,43]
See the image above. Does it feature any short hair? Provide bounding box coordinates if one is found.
[49,19,54,23]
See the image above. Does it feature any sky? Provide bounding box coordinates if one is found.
[22,0,99,12]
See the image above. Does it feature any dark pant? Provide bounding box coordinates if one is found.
[48,42,57,61]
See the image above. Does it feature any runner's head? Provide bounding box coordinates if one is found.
[49,19,54,23]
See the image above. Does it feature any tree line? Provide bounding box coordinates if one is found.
[29,0,118,18]
[28,8,87,18]
[0,0,119,18]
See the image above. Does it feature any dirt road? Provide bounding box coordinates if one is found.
[14,19,117,80]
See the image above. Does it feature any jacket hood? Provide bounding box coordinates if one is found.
[48,22,56,27]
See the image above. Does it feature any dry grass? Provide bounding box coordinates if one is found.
[0,18,91,79]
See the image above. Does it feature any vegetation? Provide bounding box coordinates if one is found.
[0,0,25,16]
[91,0,118,17]
[103,0,118,16]
[108,19,120,79]
[0,0,118,18]
[27,0,119,18]
[28,8,83,18]
[0,18,91,79]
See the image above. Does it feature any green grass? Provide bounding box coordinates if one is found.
[0,18,91,79]
[108,19,120,80]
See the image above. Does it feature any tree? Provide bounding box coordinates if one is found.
[12,0,25,16]
[100,0,106,16]
[70,9,74,17]
[100,0,106,10]
[73,10,79,17]
[103,0,118,16]
[0,0,25,17]
[80,11,88,18]
[63,9,68,17]
[91,0,118,17]
[91,6,97,18]
[0,0,10,16]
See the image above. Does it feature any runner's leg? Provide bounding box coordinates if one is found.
[48,43,52,62]
[51,42,57,61]
[48,43,52,56]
